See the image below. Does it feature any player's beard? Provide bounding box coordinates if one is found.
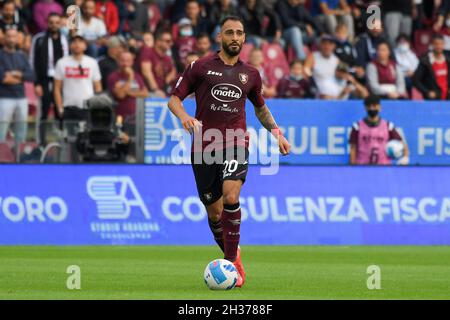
[222,41,242,57]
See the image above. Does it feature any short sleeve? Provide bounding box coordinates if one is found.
[135,73,146,89]
[91,60,102,82]
[388,122,403,141]
[107,72,118,95]
[171,60,199,100]
[349,122,359,145]
[54,59,64,80]
[97,19,107,38]
[248,70,265,108]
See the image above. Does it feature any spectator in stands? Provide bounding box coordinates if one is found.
[413,34,450,100]
[108,51,148,121]
[0,27,34,144]
[170,0,190,23]
[276,0,323,61]
[0,0,29,50]
[142,31,154,48]
[334,62,368,99]
[334,23,365,80]
[30,13,69,146]
[95,0,120,35]
[32,0,63,33]
[208,0,238,38]
[136,30,177,97]
[276,59,315,98]
[351,0,371,35]
[173,18,196,72]
[116,0,140,36]
[54,35,102,118]
[195,32,213,58]
[394,34,419,96]
[381,0,415,46]
[98,36,125,91]
[366,41,406,99]
[79,0,107,57]
[240,0,283,48]
[354,18,390,69]
[248,47,277,98]
[437,12,450,53]
[349,95,409,165]
[183,0,208,37]
[304,35,341,99]
[433,0,450,32]
[144,0,162,33]
[313,0,354,40]
[128,0,150,37]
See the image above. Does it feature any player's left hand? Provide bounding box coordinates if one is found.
[278,135,290,155]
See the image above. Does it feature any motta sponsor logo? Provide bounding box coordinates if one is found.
[211,83,242,103]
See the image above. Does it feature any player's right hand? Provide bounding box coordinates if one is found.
[181,117,202,134]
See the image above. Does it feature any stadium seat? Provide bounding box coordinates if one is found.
[413,29,432,57]
[286,45,311,63]
[24,81,38,119]
[239,43,254,63]
[411,87,424,100]
[0,143,15,163]
[261,43,290,84]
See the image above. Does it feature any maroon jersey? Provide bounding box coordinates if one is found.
[172,52,265,150]
[136,46,175,93]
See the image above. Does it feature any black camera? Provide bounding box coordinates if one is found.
[76,94,128,162]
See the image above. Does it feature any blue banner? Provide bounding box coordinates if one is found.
[144,99,450,165]
[0,165,449,245]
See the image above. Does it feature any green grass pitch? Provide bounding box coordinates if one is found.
[0,246,449,299]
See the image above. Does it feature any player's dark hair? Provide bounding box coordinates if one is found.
[220,15,245,31]
[364,95,381,106]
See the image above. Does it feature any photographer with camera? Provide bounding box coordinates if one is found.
[335,62,368,100]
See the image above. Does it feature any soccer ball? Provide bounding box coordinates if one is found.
[386,140,404,159]
[204,259,238,290]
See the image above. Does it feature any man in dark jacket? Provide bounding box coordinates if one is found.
[240,0,282,47]
[275,0,323,60]
[354,18,391,69]
[413,34,450,100]
[29,13,69,145]
[0,28,34,144]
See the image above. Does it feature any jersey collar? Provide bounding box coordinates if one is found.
[214,51,243,66]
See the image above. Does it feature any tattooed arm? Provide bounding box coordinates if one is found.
[254,104,279,132]
[254,104,291,155]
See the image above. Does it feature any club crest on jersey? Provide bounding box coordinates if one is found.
[239,73,248,84]
[204,193,213,201]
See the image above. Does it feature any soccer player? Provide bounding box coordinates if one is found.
[168,16,291,288]
[349,95,409,165]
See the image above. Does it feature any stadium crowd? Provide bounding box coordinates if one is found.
[0,0,449,156]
